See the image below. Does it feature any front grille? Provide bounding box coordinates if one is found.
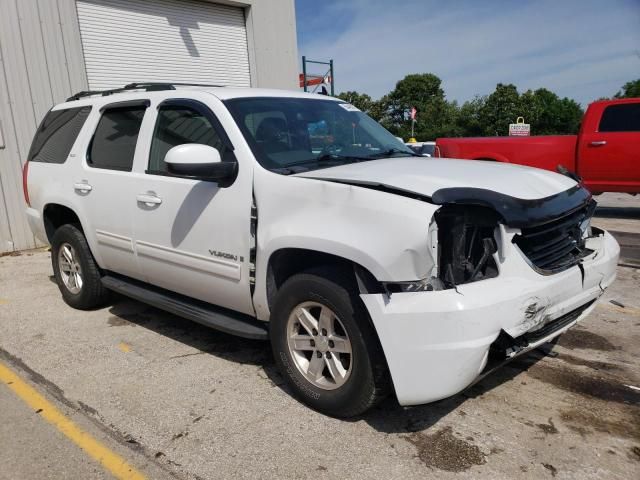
[513,200,596,273]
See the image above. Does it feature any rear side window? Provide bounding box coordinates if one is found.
[88,105,146,171]
[28,107,91,163]
[599,104,640,132]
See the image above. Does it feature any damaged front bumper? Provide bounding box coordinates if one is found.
[360,230,619,406]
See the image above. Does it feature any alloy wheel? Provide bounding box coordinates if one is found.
[286,301,353,390]
[57,243,83,294]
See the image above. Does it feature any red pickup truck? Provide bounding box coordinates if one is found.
[436,98,640,194]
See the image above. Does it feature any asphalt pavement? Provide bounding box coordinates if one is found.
[0,193,639,479]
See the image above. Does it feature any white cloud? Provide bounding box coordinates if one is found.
[300,0,640,105]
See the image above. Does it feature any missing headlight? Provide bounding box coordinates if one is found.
[384,277,446,293]
[435,205,500,287]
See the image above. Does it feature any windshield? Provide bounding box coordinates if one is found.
[421,144,435,156]
[407,144,435,156]
[224,97,416,173]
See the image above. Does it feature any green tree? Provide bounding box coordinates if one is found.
[382,73,456,140]
[520,88,582,135]
[337,91,373,112]
[367,94,388,123]
[337,90,387,122]
[455,96,486,137]
[478,83,522,136]
[614,79,640,99]
[338,75,591,139]
[474,84,582,136]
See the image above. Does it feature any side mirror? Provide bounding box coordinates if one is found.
[164,143,236,182]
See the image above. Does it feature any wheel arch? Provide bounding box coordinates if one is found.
[43,203,84,243]
[264,247,384,314]
[266,248,394,411]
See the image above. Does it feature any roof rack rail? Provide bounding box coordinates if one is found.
[66,82,225,102]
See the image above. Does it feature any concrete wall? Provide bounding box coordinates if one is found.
[0,0,89,253]
[0,0,298,253]
[242,0,299,90]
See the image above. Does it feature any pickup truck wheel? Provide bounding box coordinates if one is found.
[270,267,390,417]
[51,224,109,310]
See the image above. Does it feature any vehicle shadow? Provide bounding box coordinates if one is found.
[107,296,273,369]
[107,294,546,429]
[358,355,542,434]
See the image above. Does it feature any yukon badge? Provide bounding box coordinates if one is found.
[208,250,243,262]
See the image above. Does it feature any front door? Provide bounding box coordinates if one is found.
[132,99,254,315]
[579,101,640,192]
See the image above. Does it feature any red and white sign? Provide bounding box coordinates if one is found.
[509,117,530,136]
[410,107,417,120]
[299,73,332,88]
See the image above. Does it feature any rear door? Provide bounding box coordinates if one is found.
[578,101,640,192]
[131,97,254,315]
[75,99,150,279]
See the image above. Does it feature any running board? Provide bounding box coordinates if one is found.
[101,275,268,340]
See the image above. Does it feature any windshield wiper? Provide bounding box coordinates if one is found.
[283,153,372,169]
[368,147,419,158]
[317,153,374,162]
[274,150,417,175]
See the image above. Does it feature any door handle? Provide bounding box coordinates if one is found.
[73,182,92,193]
[589,140,607,147]
[136,193,162,206]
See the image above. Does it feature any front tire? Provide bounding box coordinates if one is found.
[270,267,390,417]
[51,224,109,310]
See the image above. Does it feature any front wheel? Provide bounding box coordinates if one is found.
[270,267,390,417]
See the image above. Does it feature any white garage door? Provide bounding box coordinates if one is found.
[76,0,251,90]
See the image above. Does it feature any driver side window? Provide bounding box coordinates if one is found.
[148,105,226,174]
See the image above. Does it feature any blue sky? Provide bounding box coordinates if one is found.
[295,0,640,106]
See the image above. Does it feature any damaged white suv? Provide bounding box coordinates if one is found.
[24,84,619,416]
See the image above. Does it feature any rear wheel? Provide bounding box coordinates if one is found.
[51,224,109,309]
[270,267,390,417]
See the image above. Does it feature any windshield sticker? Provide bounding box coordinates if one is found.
[338,103,360,112]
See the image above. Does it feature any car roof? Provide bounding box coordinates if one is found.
[589,97,639,107]
[204,87,342,101]
[54,86,343,110]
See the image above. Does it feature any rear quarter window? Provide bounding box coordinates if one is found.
[28,106,92,163]
[598,103,640,132]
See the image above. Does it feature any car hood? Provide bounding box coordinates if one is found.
[295,157,577,200]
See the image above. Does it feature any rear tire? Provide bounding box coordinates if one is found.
[270,267,390,417]
[51,224,109,310]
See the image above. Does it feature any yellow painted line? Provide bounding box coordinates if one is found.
[597,302,640,317]
[118,342,131,353]
[0,299,8,305]
[0,362,146,480]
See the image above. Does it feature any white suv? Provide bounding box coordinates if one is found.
[24,83,619,416]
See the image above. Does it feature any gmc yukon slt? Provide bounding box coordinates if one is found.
[23,83,619,417]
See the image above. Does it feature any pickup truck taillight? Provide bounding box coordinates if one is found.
[22,161,30,207]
